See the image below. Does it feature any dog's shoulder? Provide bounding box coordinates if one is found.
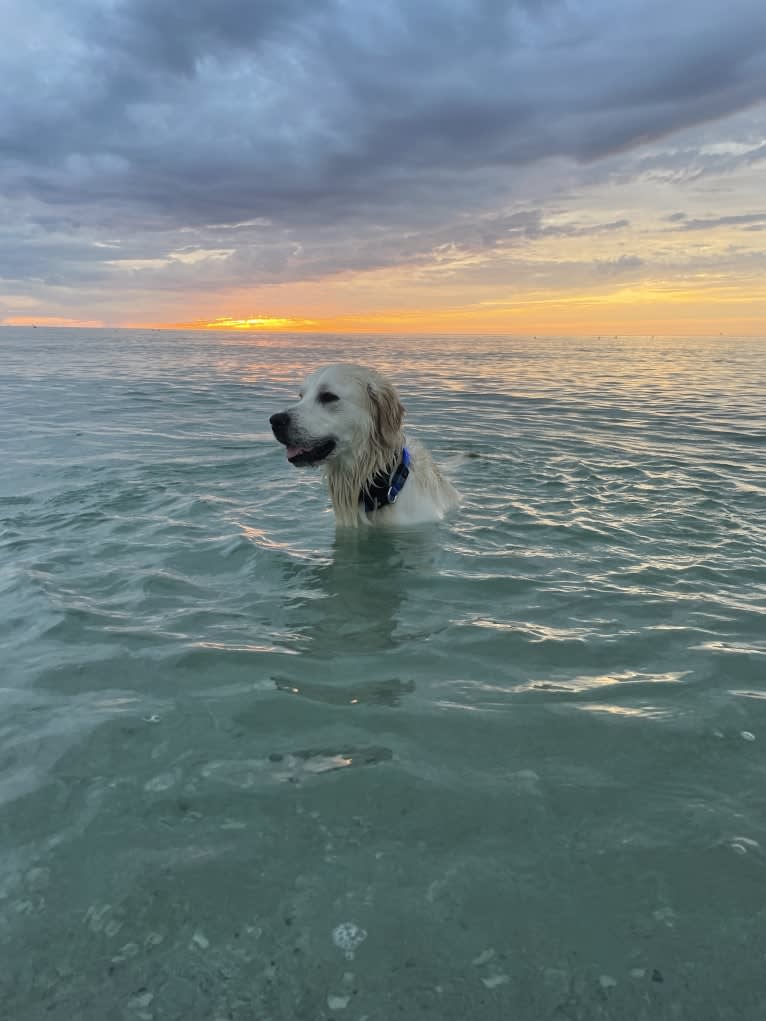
[398,436,460,518]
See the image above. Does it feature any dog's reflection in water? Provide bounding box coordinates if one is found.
[272,527,439,709]
[214,529,446,787]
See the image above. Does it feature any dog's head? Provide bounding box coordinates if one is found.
[270,363,405,468]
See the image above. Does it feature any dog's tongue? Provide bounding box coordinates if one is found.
[286,445,306,460]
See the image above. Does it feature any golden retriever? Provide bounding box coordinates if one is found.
[270,363,460,526]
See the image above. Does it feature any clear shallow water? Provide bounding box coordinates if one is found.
[1,327,765,1019]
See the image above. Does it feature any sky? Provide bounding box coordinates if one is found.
[1,0,765,335]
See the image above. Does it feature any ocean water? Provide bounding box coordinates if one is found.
[1,327,765,1020]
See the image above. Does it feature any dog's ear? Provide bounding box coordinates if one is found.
[367,379,405,450]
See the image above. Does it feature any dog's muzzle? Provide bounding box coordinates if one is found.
[270,411,336,466]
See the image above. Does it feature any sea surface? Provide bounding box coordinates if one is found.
[1,327,765,1020]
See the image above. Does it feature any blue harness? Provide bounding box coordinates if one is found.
[361,446,411,513]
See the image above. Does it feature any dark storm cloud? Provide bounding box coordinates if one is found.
[4,0,766,219]
[98,0,325,75]
[1,0,766,298]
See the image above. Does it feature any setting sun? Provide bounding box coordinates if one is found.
[189,316,318,331]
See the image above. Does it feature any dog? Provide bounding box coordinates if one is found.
[269,363,460,526]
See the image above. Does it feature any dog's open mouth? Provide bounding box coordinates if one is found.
[285,439,336,466]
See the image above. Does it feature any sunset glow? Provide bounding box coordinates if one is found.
[147,263,766,337]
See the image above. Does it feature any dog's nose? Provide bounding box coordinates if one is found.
[270,411,291,440]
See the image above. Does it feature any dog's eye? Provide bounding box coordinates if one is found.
[318,392,339,405]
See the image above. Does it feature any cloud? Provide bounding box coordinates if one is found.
[669,212,766,231]
[4,0,766,225]
[1,0,766,322]
[0,198,633,301]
